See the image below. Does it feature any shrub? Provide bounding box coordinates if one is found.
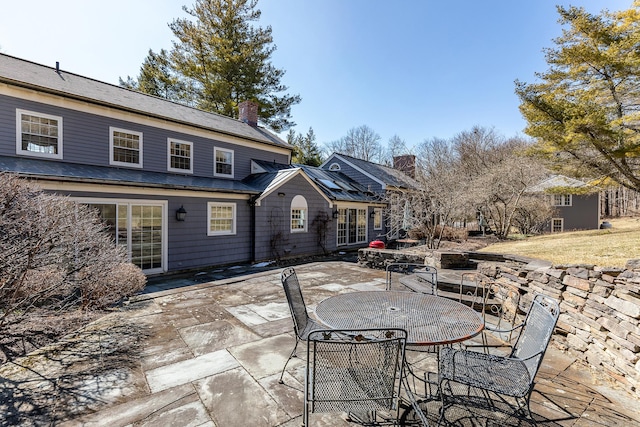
[0,173,146,326]
[435,225,469,242]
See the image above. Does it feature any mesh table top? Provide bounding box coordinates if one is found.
[315,291,484,346]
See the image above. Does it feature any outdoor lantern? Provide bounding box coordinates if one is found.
[332,210,339,219]
[176,205,187,221]
[370,210,376,219]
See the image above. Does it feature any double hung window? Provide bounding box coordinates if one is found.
[110,127,143,167]
[291,195,308,232]
[214,147,234,177]
[168,139,193,173]
[552,194,572,206]
[16,109,63,159]
[208,202,236,235]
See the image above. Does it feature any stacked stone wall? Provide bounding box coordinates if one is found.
[358,248,640,397]
[478,258,639,398]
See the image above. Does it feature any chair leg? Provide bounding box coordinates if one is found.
[279,338,300,384]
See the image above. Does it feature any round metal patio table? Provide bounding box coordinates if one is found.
[314,291,484,347]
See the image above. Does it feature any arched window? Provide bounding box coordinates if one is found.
[328,162,341,171]
[291,195,308,232]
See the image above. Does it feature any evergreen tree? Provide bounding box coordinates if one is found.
[122,0,300,132]
[516,2,640,192]
[288,127,323,166]
[120,49,193,105]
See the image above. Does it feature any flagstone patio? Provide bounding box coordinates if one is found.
[0,261,638,426]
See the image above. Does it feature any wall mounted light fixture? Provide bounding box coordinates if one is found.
[278,192,285,197]
[332,210,339,219]
[370,210,376,219]
[176,205,187,221]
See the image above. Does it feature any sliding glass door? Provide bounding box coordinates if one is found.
[83,200,166,274]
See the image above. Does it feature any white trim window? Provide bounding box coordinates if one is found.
[291,195,308,233]
[208,202,236,235]
[167,138,193,173]
[16,109,63,159]
[214,147,234,178]
[551,218,564,233]
[373,208,382,230]
[328,162,341,171]
[552,194,572,206]
[110,127,143,168]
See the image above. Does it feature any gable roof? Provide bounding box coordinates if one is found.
[0,53,289,149]
[243,165,332,207]
[528,174,591,193]
[245,160,380,205]
[321,153,420,191]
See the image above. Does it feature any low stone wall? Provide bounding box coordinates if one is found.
[358,247,640,397]
[478,258,640,398]
[358,248,470,269]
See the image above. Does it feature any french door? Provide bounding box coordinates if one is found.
[336,207,367,246]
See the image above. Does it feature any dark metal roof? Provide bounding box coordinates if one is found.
[0,53,290,149]
[0,156,259,194]
[323,153,420,190]
[245,160,380,203]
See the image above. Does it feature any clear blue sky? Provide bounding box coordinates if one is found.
[0,0,632,151]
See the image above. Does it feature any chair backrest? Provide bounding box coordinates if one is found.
[485,281,522,332]
[281,267,310,339]
[305,328,407,420]
[386,262,437,294]
[510,294,560,378]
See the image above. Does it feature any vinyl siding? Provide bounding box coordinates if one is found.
[0,94,289,179]
[553,193,600,231]
[254,174,333,261]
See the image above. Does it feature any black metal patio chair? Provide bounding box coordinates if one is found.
[278,267,323,384]
[437,294,560,424]
[386,262,438,295]
[304,328,429,426]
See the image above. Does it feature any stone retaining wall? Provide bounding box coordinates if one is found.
[358,248,640,397]
[478,257,640,398]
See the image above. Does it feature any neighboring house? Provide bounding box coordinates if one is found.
[529,175,600,232]
[320,153,420,239]
[0,53,381,275]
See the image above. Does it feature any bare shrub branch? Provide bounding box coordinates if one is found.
[0,173,146,331]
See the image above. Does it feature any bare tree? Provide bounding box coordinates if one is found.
[0,174,146,330]
[452,128,550,238]
[383,127,552,242]
[383,135,409,166]
[326,125,384,162]
[382,138,468,248]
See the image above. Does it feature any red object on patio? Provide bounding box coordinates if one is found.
[369,240,385,249]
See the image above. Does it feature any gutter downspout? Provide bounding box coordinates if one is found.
[248,195,260,263]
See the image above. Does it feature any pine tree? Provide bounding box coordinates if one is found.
[122,0,300,132]
[516,2,640,192]
[289,127,323,166]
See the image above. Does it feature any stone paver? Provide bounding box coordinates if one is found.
[1,261,639,426]
[146,349,239,393]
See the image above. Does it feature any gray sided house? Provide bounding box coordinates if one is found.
[0,54,381,275]
[530,175,600,232]
[320,153,420,240]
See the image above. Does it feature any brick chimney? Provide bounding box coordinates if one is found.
[238,101,259,127]
[393,155,416,179]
